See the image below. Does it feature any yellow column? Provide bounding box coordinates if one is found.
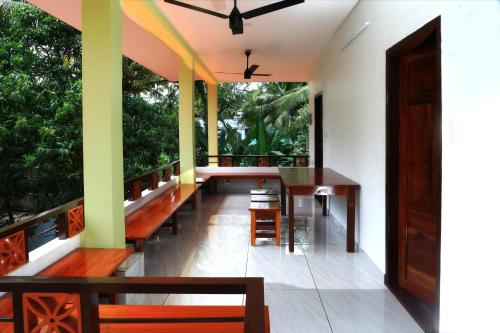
[81,0,125,248]
[207,83,218,166]
[178,58,196,184]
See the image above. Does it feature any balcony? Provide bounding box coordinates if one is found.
[1,0,496,332]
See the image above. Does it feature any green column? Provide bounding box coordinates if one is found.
[81,0,125,248]
[207,83,218,166]
[178,59,196,184]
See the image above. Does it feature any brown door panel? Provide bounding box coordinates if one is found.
[398,43,440,306]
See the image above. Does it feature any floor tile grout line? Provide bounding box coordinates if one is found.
[300,231,336,333]
[243,236,251,306]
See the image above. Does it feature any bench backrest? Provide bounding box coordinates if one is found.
[0,276,266,333]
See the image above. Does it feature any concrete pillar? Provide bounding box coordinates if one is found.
[81,0,125,248]
[207,83,218,166]
[178,59,196,184]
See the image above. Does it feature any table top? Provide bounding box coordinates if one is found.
[278,167,360,188]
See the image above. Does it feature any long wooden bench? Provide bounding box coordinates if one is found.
[99,305,270,333]
[0,247,132,332]
[125,184,200,251]
[196,167,281,194]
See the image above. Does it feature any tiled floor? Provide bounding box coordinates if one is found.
[143,192,423,333]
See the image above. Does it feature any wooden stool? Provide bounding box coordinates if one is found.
[249,201,281,246]
[251,188,278,195]
[251,194,280,202]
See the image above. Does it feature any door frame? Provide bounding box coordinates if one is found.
[314,93,323,168]
[385,16,441,332]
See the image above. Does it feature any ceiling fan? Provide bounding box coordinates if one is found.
[164,0,305,35]
[215,50,272,80]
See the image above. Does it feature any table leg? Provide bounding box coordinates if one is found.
[251,211,256,246]
[191,192,197,210]
[288,191,294,252]
[172,212,178,235]
[280,180,287,216]
[275,210,281,246]
[346,188,356,252]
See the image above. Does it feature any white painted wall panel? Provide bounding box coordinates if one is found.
[310,1,500,331]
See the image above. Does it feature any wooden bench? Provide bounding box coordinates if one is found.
[0,247,132,329]
[125,184,200,251]
[0,276,269,333]
[99,305,270,333]
[196,167,281,194]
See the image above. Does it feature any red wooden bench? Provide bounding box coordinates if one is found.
[125,184,201,251]
[0,247,131,332]
[99,305,270,333]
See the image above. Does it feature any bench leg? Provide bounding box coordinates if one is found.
[172,212,178,235]
[191,192,197,210]
[275,211,281,246]
[251,211,256,246]
[135,240,144,252]
[108,292,119,305]
[257,178,263,189]
[208,177,217,194]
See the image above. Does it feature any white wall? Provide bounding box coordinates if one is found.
[309,1,500,332]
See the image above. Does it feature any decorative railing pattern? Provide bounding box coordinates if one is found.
[0,198,84,275]
[0,276,266,333]
[124,160,180,201]
[197,155,309,168]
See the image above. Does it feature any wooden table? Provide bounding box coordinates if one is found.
[279,168,360,252]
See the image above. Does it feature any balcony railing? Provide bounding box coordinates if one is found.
[0,160,181,272]
[124,160,180,201]
[196,155,309,168]
[0,197,84,275]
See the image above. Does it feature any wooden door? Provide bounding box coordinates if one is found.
[314,94,323,168]
[398,40,441,305]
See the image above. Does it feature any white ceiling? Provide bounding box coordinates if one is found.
[27,0,357,83]
[155,0,358,82]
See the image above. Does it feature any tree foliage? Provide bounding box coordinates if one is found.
[0,3,179,224]
[215,82,309,157]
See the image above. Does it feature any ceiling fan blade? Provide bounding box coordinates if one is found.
[252,74,273,77]
[247,64,259,75]
[164,0,229,19]
[241,0,304,19]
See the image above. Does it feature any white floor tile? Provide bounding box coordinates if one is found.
[302,244,385,290]
[182,242,248,277]
[320,289,423,333]
[266,289,332,333]
[246,245,316,290]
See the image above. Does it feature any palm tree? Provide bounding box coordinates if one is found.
[240,82,309,155]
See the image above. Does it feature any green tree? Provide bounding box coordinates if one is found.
[0,3,181,224]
